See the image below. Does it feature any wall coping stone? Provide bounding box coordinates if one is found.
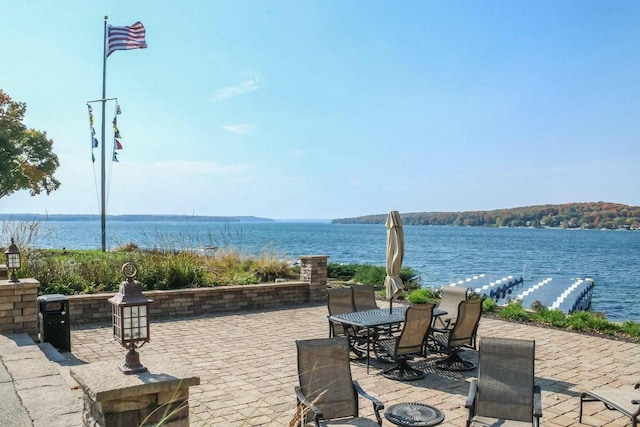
[70,354,200,402]
[0,278,40,289]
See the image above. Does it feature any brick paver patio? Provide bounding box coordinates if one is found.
[70,303,640,426]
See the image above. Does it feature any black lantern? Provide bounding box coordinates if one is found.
[108,262,153,374]
[4,238,20,283]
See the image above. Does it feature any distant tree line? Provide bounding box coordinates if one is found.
[332,202,640,230]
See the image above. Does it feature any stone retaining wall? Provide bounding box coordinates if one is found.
[0,278,39,335]
[68,281,311,325]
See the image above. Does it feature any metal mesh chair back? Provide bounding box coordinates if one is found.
[352,285,379,311]
[448,298,482,348]
[396,303,435,356]
[297,337,358,420]
[435,285,468,328]
[475,337,535,422]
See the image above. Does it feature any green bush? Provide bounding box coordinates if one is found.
[621,321,640,338]
[531,308,568,328]
[482,298,497,313]
[327,263,421,293]
[407,288,436,304]
[499,300,530,322]
[352,265,387,286]
[327,263,357,281]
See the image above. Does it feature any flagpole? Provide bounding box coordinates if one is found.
[101,16,108,252]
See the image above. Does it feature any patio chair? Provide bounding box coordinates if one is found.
[351,284,379,311]
[327,287,367,358]
[327,288,356,338]
[431,298,483,371]
[295,337,384,426]
[377,303,435,381]
[434,285,469,329]
[466,336,541,427]
[579,382,640,427]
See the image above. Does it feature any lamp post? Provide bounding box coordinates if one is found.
[108,262,153,374]
[4,238,21,283]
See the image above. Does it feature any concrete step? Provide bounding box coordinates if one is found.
[0,334,83,427]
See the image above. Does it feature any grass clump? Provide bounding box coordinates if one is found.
[20,247,296,295]
[567,311,621,336]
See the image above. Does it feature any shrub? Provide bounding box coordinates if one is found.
[482,298,497,313]
[531,308,568,328]
[407,288,436,304]
[328,263,357,281]
[328,263,420,293]
[566,311,621,336]
[499,300,530,322]
[352,265,387,286]
[621,321,640,339]
[530,300,546,313]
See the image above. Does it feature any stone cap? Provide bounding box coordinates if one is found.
[70,354,200,402]
[0,278,40,289]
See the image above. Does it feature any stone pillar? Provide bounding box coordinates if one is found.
[300,255,328,303]
[70,355,200,427]
[0,278,39,337]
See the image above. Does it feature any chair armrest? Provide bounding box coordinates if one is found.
[354,381,384,426]
[295,386,323,421]
[466,378,478,408]
[353,381,384,410]
[431,325,449,334]
[533,385,542,417]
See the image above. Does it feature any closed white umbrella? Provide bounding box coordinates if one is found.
[384,210,404,313]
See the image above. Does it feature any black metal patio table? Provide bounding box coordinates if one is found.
[329,306,445,373]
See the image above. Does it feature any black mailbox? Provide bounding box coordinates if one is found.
[37,294,71,352]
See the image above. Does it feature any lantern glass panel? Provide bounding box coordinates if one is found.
[7,253,20,269]
[112,305,122,341]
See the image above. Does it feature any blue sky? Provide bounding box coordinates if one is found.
[1,1,639,219]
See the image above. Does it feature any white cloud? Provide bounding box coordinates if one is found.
[222,124,254,134]
[213,78,260,101]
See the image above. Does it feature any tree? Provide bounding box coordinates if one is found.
[0,90,60,198]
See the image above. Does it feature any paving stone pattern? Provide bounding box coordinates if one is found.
[65,303,640,427]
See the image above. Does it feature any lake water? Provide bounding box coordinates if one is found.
[10,219,640,323]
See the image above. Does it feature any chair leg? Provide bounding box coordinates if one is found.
[435,351,476,371]
[382,358,426,381]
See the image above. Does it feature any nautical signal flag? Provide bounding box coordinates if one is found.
[106,22,147,57]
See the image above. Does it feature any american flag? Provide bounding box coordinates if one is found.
[106,22,147,57]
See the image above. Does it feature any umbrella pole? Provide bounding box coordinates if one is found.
[389,296,393,313]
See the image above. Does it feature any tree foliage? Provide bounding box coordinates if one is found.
[333,202,640,230]
[0,90,60,198]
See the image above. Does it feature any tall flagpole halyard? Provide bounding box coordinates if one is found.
[101,16,108,252]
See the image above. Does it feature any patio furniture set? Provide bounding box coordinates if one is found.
[294,284,640,426]
[292,285,539,426]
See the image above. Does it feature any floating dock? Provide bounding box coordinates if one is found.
[445,274,595,314]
